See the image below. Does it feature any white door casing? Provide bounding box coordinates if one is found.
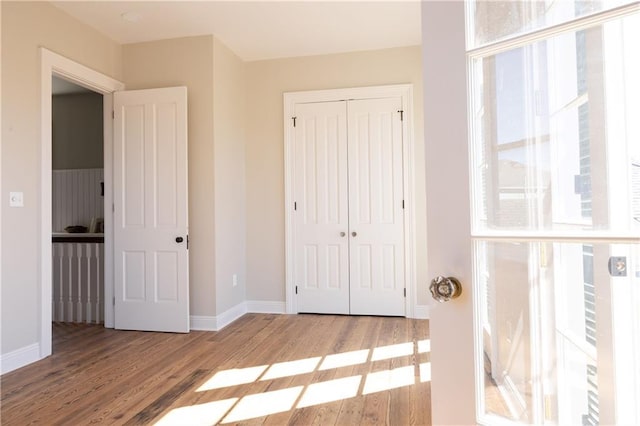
[113,87,189,333]
[348,98,405,316]
[286,86,413,317]
[40,48,124,359]
[294,101,350,314]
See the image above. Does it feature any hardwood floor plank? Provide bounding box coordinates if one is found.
[1,314,432,425]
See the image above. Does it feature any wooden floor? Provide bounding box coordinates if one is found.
[0,314,431,425]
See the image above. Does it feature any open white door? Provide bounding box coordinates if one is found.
[113,87,189,333]
[424,2,640,425]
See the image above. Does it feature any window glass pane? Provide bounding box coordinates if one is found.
[468,0,636,48]
[470,13,640,233]
[475,240,640,424]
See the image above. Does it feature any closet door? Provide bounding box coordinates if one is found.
[294,101,350,314]
[348,97,406,316]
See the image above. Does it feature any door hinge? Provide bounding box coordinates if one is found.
[295,286,298,295]
[112,203,115,212]
[402,200,405,209]
[292,116,297,127]
[186,234,189,250]
[113,297,115,306]
[112,110,115,119]
[397,110,404,121]
[404,288,407,297]
[294,201,297,211]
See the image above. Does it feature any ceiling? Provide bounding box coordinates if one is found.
[50,1,422,61]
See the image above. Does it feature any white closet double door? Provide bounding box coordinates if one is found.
[294,97,405,316]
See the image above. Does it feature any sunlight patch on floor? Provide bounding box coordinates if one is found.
[362,365,415,395]
[319,349,369,371]
[420,362,431,382]
[154,398,238,426]
[418,339,431,354]
[220,386,303,423]
[297,375,362,408]
[260,356,321,381]
[371,342,414,361]
[171,338,431,424]
[196,365,268,392]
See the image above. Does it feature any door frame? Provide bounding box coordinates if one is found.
[40,48,124,357]
[283,84,418,317]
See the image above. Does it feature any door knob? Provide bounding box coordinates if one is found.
[351,231,357,237]
[340,232,346,237]
[429,276,462,302]
[176,237,184,243]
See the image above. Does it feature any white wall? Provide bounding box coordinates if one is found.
[213,38,247,315]
[244,46,428,305]
[1,1,122,357]
[122,36,217,318]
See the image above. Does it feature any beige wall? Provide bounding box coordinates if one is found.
[213,38,247,314]
[244,46,428,305]
[122,36,217,318]
[1,2,426,364]
[1,1,122,354]
[52,92,103,170]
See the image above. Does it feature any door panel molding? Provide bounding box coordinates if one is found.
[284,84,417,317]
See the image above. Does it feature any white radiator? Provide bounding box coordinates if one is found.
[52,242,104,323]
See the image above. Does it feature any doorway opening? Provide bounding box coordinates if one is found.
[51,76,105,325]
[40,48,124,358]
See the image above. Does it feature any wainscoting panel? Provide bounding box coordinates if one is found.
[52,168,104,231]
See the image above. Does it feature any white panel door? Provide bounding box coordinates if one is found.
[294,101,350,314]
[113,87,189,332]
[348,98,405,316]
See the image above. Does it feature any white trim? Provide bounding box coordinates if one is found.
[0,343,40,375]
[246,300,287,314]
[190,302,248,331]
[40,48,124,360]
[215,302,248,330]
[467,2,640,58]
[189,315,218,331]
[472,232,640,242]
[283,84,417,317]
[413,304,430,320]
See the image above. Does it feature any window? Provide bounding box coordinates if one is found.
[468,1,640,424]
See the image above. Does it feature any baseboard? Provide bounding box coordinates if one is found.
[190,302,248,332]
[246,300,286,314]
[215,302,248,330]
[1,343,41,375]
[413,304,430,319]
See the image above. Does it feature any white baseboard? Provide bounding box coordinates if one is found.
[1,343,41,375]
[413,304,430,319]
[215,302,248,330]
[190,315,218,331]
[246,300,286,314]
[190,301,248,332]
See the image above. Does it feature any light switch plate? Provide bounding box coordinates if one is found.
[9,192,24,207]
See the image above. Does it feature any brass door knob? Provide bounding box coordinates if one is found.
[429,276,462,302]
